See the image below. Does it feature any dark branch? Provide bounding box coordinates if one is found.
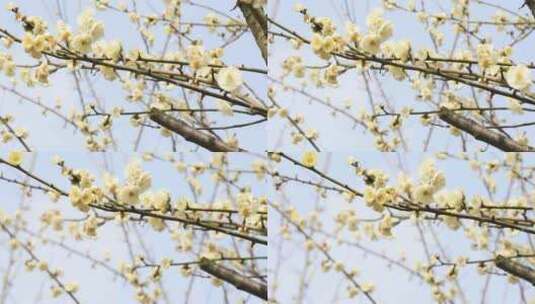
[238,1,268,64]
[523,1,535,18]
[438,108,535,152]
[495,255,535,286]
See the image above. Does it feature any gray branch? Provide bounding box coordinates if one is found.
[524,0,535,18]
[238,1,268,64]
[495,255,535,286]
[438,108,535,152]
[149,110,241,152]
[200,259,267,300]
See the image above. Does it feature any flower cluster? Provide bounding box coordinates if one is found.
[70,9,104,53]
[0,52,16,77]
[21,28,55,59]
[360,9,394,54]
[310,33,343,60]
[281,55,305,78]
[361,169,396,212]
[412,159,446,204]
[67,168,102,213]
[116,160,152,205]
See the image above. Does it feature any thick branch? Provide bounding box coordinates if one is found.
[149,110,241,152]
[438,109,535,152]
[238,1,268,64]
[199,259,267,300]
[495,255,535,286]
[524,0,535,18]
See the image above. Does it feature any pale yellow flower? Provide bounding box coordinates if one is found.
[215,67,243,91]
[7,150,23,166]
[70,33,92,53]
[376,21,393,41]
[345,22,361,43]
[476,43,496,70]
[393,40,411,62]
[507,97,523,114]
[324,64,339,85]
[361,34,381,54]
[65,282,79,293]
[56,21,72,42]
[104,40,122,61]
[35,61,49,84]
[203,13,219,33]
[506,65,532,91]
[301,151,317,167]
[217,100,234,116]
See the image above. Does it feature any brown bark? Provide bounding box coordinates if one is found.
[237,1,268,64]
[149,110,241,152]
[438,108,535,152]
[495,255,535,286]
[200,259,267,300]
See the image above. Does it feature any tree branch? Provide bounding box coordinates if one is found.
[438,109,535,152]
[524,0,535,18]
[238,1,268,64]
[149,110,242,152]
[495,255,535,286]
[199,258,267,300]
